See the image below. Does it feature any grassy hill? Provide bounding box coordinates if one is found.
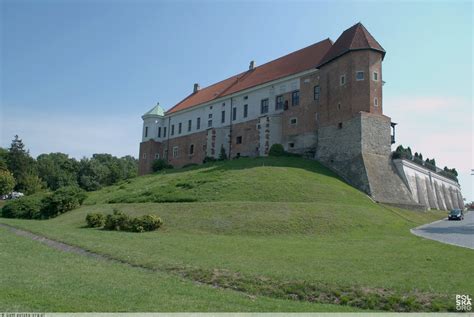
[85,157,368,205]
[1,157,473,312]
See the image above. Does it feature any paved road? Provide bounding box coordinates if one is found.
[411,210,474,249]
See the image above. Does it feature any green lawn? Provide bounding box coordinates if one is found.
[1,157,471,311]
[0,226,356,312]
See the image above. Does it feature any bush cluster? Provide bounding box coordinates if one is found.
[86,210,163,233]
[41,186,86,218]
[152,159,173,172]
[203,156,217,164]
[268,144,301,157]
[1,186,86,219]
[1,195,44,219]
[85,213,105,228]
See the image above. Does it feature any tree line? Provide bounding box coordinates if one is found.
[0,135,138,196]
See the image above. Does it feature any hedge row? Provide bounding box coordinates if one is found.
[1,186,86,219]
[85,210,163,233]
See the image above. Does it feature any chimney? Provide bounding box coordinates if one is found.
[193,83,200,93]
[249,60,255,70]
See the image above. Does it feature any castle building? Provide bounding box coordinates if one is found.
[139,23,464,210]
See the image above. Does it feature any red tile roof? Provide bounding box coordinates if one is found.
[317,22,385,68]
[166,38,333,114]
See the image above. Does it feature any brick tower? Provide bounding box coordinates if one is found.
[314,23,416,206]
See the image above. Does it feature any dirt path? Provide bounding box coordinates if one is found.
[0,223,157,272]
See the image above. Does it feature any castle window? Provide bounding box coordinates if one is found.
[289,117,297,126]
[356,71,364,81]
[243,96,248,100]
[144,126,149,138]
[275,95,284,110]
[197,117,201,130]
[337,103,341,111]
[208,119,213,128]
[261,98,269,114]
[163,149,168,158]
[155,153,160,159]
[314,85,320,101]
[288,142,295,148]
[188,120,192,132]
[232,107,237,121]
[178,122,182,134]
[243,104,248,118]
[163,127,167,137]
[209,113,212,119]
[340,75,346,86]
[221,110,226,123]
[158,127,161,138]
[374,97,379,107]
[292,90,300,106]
[143,152,147,159]
[222,102,225,106]
[373,71,378,81]
[172,146,178,158]
[171,124,175,136]
[338,122,343,129]
[189,144,194,155]
[236,136,242,144]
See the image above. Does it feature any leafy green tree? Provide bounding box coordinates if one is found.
[22,173,44,195]
[37,153,79,190]
[77,154,137,191]
[0,148,8,171]
[0,170,16,196]
[7,135,38,192]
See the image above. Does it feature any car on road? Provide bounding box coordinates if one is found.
[448,209,464,221]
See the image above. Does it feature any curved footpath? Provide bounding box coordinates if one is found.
[411,210,474,249]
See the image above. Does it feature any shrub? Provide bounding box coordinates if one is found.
[152,159,173,172]
[85,212,105,228]
[1,195,44,219]
[182,163,198,169]
[203,156,217,164]
[104,210,132,231]
[268,144,285,157]
[41,186,86,218]
[130,214,163,232]
[218,146,227,160]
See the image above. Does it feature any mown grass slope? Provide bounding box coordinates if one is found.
[85,157,368,205]
[1,157,472,311]
[0,226,354,312]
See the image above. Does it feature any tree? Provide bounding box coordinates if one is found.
[22,173,44,195]
[0,170,15,196]
[0,148,8,171]
[37,153,79,190]
[7,135,38,192]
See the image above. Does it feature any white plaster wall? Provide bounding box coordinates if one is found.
[393,159,463,210]
[143,77,300,143]
[142,116,165,142]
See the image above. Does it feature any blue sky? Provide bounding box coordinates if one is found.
[1,0,472,201]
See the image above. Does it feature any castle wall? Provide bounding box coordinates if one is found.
[138,139,162,175]
[392,158,463,210]
[316,112,418,207]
